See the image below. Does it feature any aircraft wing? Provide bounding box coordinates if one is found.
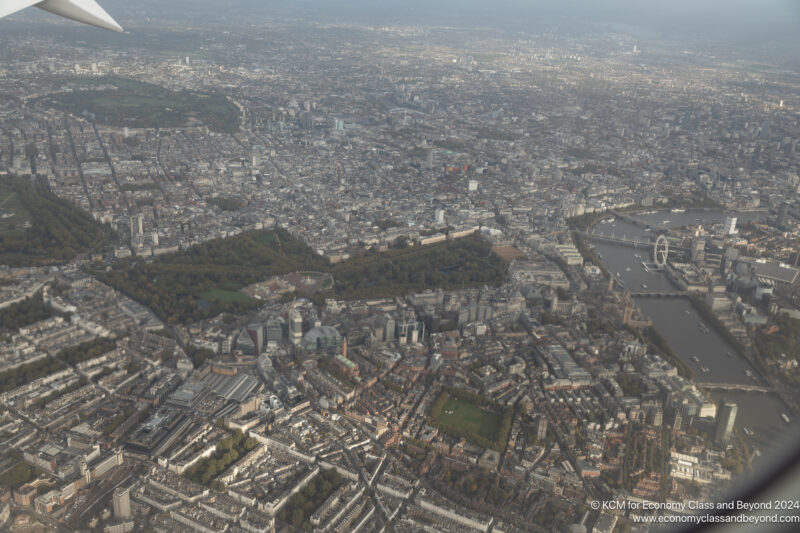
[0,0,123,32]
[0,0,39,19]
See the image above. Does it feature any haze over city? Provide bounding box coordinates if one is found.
[0,1,799,532]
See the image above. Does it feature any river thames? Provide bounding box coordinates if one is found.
[591,209,795,455]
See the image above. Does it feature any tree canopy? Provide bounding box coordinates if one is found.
[0,176,115,266]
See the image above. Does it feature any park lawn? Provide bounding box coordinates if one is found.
[39,77,239,133]
[0,186,15,204]
[0,186,31,237]
[0,461,32,488]
[94,94,181,109]
[255,232,278,246]
[439,396,502,441]
[200,288,253,303]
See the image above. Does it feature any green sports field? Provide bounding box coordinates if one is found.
[438,396,502,441]
[200,288,253,303]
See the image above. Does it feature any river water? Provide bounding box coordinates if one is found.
[591,209,795,454]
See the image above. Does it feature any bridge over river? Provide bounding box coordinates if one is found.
[588,231,689,252]
[588,232,653,249]
[628,291,687,298]
[695,382,772,393]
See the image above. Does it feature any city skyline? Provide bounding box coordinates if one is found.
[0,6,799,533]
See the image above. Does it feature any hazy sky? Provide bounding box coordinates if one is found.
[126,0,798,39]
[4,0,800,46]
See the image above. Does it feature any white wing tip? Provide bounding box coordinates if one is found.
[37,0,124,33]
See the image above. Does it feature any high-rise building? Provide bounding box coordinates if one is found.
[152,232,159,247]
[246,323,264,355]
[426,149,434,168]
[290,310,303,345]
[724,216,737,235]
[112,486,131,520]
[435,208,445,224]
[383,315,395,342]
[235,329,256,355]
[714,401,737,446]
[265,318,284,345]
[468,179,478,192]
[300,111,313,130]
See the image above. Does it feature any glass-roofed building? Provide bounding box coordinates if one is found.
[301,325,342,351]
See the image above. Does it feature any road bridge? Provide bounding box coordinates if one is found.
[588,232,653,248]
[694,382,771,393]
[629,291,687,298]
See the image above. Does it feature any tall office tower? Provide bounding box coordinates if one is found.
[383,315,396,342]
[724,216,737,235]
[290,310,303,344]
[435,208,445,224]
[265,318,284,345]
[246,324,264,355]
[468,179,478,192]
[113,486,131,520]
[426,149,434,168]
[714,401,738,446]
[152,232,159,247]
[130,214,143,237]
[300,111,313,130]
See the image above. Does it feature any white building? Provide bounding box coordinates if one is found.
[724,216,737,235]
